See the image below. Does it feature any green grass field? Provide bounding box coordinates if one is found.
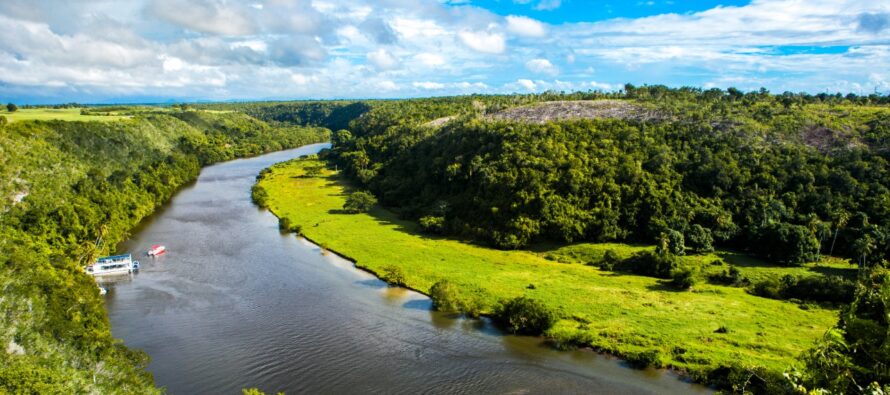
[258,158,842,381]
[2,108,128,123]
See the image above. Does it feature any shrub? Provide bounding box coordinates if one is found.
[343,190,377,213]
[429,279,462,312]
[429,280,485,318]
[494,296,556,335]
[752,222,820,265]
[7,103,17,112]
[749,277,782,299]
[708,265,748,286]
[626,350,662,369]
[381,265,407,287]
[419,215,445,234]
[0,115,7,125]
[615,251,679,279]
[599,249,620,270]
[670,265,697,289]
[686,224,714,253]
[251,184,269,207]
[749,274,854,304]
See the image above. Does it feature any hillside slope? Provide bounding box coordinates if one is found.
[0,111,328,393]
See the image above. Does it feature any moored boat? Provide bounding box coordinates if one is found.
[147,244,166,256]
[85,254,138,276]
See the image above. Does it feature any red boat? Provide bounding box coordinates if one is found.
[147,245,167,256]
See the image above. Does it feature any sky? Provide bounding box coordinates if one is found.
[0,0,889,104]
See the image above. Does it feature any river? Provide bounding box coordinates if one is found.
[106,143,710,394]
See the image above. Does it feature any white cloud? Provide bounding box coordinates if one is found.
[0,0,888,102]
[458,30,506,54]
[413,81,446,89]
[505,15,547,38]
[525,58,558,75]
[367,48,399,70]
[516,79,537,90]
[147,0,255,36]
[414,53,446,67]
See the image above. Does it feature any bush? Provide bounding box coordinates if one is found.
[626,350,662,369]
[251,184,268,207]
[708,265,748,286]
[749,274,854,304]
[7,103,17,112]
[343,190,377,213]
[670,265,697,289]
[381,265,407,287]
[599,249,620,270]
[0,115,7,126]
[419,215,445,234]
[752,222,820,265]
[615,251,679,279]
[494,296,556,335]
[429,280,483,318]
[686,224,714,253]
[430,279,462,312]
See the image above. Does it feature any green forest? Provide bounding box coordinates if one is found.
[311,87,889,393]
[0,110,328,393]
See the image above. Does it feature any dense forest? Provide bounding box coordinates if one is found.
[319,87,890,393]
[0,111,328,393]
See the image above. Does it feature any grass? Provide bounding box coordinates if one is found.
[1,108,128,123]
[258,159,841,382]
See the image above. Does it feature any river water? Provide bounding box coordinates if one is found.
[106,144,710,394]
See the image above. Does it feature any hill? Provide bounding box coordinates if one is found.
[0,111,328,393]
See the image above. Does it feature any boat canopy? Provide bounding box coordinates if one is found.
[97,254,132,263]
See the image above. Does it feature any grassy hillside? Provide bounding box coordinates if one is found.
[257,159,843,389]
[2,108,127,123]
[0,111,328,393]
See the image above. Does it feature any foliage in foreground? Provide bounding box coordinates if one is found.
[0,111,328,393]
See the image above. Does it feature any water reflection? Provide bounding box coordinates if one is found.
[106,144,711,395]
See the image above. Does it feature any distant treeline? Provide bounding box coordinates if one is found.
[0,111,328,393]
[195,101,374,131]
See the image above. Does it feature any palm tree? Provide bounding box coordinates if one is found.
[829,211,850,257]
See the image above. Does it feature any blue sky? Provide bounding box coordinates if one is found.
[0,0,889,104]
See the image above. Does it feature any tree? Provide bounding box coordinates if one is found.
[686,224,714,253]
[6,103,17,112]
[670,265,696,289]
[303,164,324,177]
[656,230,685,256]
[494,296,556,335]
[798,268,890,393]
[343,191,377,213]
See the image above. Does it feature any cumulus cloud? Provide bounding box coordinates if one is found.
[458,30,506,54]
[413,81,446,89]
[368,48,399,70]
[525,58,558,75]
[0,0,887,102]
[506,15,547,38]
[146,0,255,36]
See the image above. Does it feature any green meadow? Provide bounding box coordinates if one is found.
[2,108,130,123]
[258,158,846,381]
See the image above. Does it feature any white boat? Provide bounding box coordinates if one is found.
[85,254,139,276]
[147,245,166,257]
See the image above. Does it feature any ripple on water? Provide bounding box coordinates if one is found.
[108,144,711,395]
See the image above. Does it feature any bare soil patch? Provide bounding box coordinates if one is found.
[487,100,661,124]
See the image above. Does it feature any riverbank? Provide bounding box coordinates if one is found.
[256,158,840,388]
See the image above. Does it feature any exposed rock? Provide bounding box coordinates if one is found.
[486,100,662,124]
